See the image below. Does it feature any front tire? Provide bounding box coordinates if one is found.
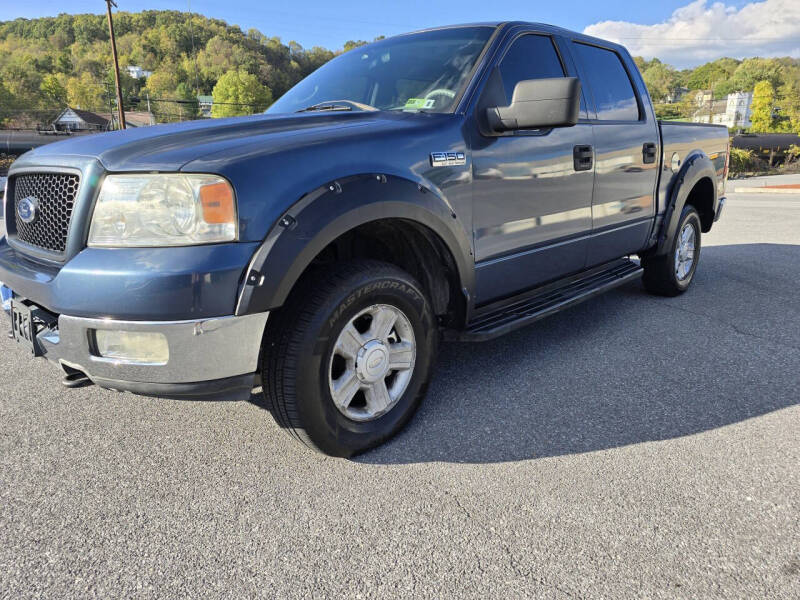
[642,205,702,296]
[261,260,437,457]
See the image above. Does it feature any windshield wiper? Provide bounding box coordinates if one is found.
[296,99,379,113]
[297,104,352,113]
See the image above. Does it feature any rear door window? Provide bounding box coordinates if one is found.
[571,43,640,121]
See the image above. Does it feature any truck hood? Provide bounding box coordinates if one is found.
[18,111,426,172]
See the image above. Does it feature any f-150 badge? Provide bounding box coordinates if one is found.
[430,152,466,167]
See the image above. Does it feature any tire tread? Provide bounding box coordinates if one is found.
[262,260,423,453]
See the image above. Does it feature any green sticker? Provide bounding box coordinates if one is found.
[404,98,435,109]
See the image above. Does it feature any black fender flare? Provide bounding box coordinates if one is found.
[235,173,475,316]
[654,151,718,256]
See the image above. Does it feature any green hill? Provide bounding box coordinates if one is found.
[0,10,347,124]
[0,10,798,132]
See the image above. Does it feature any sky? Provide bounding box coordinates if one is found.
[0,0,798,68]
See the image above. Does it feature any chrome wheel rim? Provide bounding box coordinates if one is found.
[675,221,697,281]
[328,304,416,422]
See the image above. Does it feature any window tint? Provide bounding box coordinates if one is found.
[572,43,640,121]
[498,35,565,104]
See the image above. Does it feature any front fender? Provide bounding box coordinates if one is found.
[655,151,717,256]
[235,174,475,315]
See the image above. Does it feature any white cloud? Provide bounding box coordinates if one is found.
[583,0,800,68]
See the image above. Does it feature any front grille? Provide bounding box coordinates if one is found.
[12,173,80,254]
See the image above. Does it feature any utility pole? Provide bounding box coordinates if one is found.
[104,81,115,130]
[104,0,126,130]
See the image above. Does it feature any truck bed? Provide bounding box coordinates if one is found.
[657,120,729,214]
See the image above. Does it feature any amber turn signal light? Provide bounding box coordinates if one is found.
[199,181,235,224]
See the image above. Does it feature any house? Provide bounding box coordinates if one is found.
[197,95,213,118]
[693,89,713,107]
[126,65,153,79]
[691,99,727,125]
[98,111,157,129]
[691,91,754,129]
[725,91,753,129]
[52,107,110,132]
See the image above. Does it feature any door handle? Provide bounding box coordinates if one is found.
[573,145,593,171]
[643,142,658,164]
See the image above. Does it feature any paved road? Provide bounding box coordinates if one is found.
[1,188,798,599]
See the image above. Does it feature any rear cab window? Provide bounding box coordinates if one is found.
[571,42,641,121]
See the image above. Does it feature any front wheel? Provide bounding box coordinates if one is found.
[642,205,702,296]
[261,260,437,457]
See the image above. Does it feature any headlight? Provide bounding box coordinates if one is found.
[88,174,237,247]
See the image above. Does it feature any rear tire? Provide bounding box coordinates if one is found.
[642,205,702,296]
[261,260,437,457]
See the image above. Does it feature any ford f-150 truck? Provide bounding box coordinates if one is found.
[1,22,728,456]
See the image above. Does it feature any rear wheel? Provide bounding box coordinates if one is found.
[261,260,437,457]
[642,205,702,296]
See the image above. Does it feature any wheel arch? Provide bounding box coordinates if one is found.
[235,174,475,325]
[655,151,718,255]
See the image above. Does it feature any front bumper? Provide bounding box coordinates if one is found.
[3,295,268,400]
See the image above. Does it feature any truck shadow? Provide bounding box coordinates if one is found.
[251,243,800,464]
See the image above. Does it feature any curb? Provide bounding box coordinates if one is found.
[733,187,800,195]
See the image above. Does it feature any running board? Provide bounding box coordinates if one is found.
[451,259,643,342]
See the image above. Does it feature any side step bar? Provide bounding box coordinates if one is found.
[451,259,643,342]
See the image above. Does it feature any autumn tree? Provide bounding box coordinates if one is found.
[66,71,104,110]
[750,80,776,132]
[211,69,272,117]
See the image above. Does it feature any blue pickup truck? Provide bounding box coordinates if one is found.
[1,22,728,456]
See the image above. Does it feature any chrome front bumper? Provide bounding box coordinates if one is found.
[3,295,268,400]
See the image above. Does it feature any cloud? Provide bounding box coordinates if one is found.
[583,0,800,68]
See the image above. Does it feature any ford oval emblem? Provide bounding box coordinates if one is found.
[17,196,39,224]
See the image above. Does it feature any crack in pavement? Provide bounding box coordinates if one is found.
[658,302,800,354]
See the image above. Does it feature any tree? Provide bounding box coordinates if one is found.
[0,79,15,124]
[211,69,272,117]
[685,58,738,91]
[40,74,68,104]
[750,80,776,132]
[643,62,678,102]
[343,40,368,52]
[777,77,800,134]
[730,58,784,92]
[143,65,188,121]
[66,71,105,110]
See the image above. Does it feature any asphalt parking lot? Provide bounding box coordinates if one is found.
[1,182,798,599]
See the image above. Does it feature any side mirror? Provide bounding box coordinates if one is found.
[486,77,581,132]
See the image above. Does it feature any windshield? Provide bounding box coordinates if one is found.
[267,27,494,114]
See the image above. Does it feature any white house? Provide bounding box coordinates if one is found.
[197,95,213,118]
[691,91,754,129]
[52,107,110,131]
[126,65,153,79]
[725,92,753,129]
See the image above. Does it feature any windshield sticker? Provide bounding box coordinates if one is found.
[405,98,436,110]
